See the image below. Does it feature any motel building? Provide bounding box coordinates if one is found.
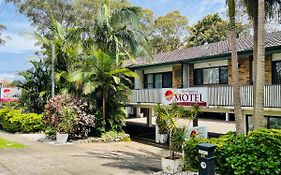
[125,31,281,133]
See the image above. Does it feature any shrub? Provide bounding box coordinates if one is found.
[44,94,95,139]
[81,130,130,143]
[100,130,130,142]
[221,129,281,175]
[183,137,208,171]
[183,129,281,175]
[0,107,44,133]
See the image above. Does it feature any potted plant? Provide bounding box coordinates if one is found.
[56,106,76,144]
[158,103,188,174]
[155,104,169,143]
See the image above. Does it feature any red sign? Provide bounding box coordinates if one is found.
[0,88,21,102]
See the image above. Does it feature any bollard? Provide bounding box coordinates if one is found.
[196,143,216,175]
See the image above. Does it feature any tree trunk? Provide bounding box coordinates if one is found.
[254,0,265,129]
[228,0,244,134]
[252,15,258,126]
[103,92,106,121]
[192,118,198,127]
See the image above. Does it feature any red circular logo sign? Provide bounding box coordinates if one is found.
[3,89,11,93]
[165,90,174,101]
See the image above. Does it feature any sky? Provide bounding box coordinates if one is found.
[0,0,227,81]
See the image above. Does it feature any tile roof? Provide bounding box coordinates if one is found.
[126,31,281,68]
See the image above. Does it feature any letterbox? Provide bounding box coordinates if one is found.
[196,143,216,175]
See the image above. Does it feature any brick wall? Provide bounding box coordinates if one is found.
[228,57,250,85]
[189,64,194,87]
[172,64,183,88]
[265,55,272,85]
[228,55,272,85]
[187,55,272,87]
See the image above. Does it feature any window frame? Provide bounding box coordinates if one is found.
[144,71,172,89]
[272,60,281,84]
[194,66,228,85]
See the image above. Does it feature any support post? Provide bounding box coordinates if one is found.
[136,107,141,118]
[147,107,154,127]
[225,113,230,122]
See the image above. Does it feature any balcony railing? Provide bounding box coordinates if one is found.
[129,85,281,108]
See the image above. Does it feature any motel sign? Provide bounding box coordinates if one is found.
[162,87,208,106]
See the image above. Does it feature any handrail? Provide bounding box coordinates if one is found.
[129,85,281,108]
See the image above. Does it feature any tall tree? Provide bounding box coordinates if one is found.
[151,11,188,53]
[69,51,138,132]
[255,0,266,129]
[139,9,155,39]
[242,0,281,129]
[93,0,149,65]
[6,0,75,35]
[187,14,228,47]
[227,0,244,134]
[187,13,250,47]
[33,20,85,96]
[16,59,51,114]
[72,0,130,30]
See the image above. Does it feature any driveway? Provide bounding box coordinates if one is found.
[0,131,167,175]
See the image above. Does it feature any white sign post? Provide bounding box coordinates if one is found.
[187,126,208,140]
[161,87,208,106]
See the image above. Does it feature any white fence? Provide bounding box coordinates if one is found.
[129,85,281,108]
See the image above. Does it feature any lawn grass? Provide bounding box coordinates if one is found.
[0,138,25,148]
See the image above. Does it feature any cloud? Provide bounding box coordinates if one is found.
[0,31,38,54]
[0,72,18,81]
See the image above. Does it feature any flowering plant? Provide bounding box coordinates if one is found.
[44,94,95,139]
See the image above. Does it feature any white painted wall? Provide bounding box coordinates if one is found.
[144,65,172,74]
[272,53,281,61]
[134,69,144,89]
[194,60,228,69]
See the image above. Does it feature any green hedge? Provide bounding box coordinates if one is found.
[0,107,45,133]
[183,129,281,175]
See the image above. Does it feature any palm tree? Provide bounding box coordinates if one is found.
[16,59,51,114]
[69,51,138,131]
[227,0,244,133]
[242,0,281,129]
[254,0,266,129]
[93,0,150,65]
[34,20,84,94]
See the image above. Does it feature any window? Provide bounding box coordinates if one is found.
[219,67,228,84]
[268,117,281,129]
[162,72,172,88]
[203,68,219,84]
[272,61,281,84]
[194,69,203,85]
[246,115,281,133]
[144,72,172,88]
[154,74,162,88]
[194,66,228,85]
[144,74,153,88]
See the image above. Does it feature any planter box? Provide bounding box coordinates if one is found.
[56,133,69,144]
[159,134,168,144]
[161,157,184,174]
[155,125,168,143]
